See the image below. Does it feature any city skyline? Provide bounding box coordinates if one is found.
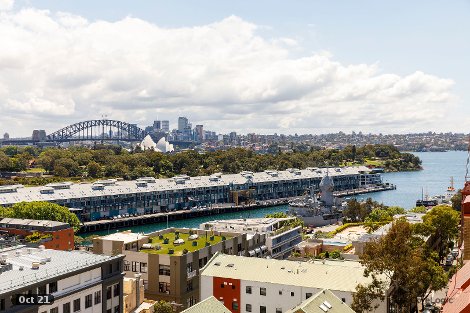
[0,0,469,136]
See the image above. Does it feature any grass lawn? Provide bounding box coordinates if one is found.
[140,232,230,255]
[364,159,384,167]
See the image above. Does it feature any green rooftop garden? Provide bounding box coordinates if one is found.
[140,231,230,255]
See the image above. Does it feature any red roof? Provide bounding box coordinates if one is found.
[444,261,470,312]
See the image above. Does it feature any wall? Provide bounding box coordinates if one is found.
[213,277,241,313]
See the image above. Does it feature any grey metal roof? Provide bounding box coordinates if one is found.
[286,289,355,313]
[0,166,370,205]
[0,218,69,228]
[0,245,121,293]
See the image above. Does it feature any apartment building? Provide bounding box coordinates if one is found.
[0,218,74,251]
[200,253,388,313]
[200,218,302,259]
[0,245,124,313]
[93,228,257,311]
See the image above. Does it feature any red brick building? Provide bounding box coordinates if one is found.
[0,218,74,250]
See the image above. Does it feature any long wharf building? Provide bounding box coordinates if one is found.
[0,166,379,222]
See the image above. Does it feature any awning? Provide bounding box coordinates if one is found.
[260,245,268,251]
[248,250,255,256]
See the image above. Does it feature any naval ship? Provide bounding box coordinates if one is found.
[287,172,344,227]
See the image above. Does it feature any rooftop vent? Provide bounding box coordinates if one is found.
[40,187,55,194]
[319,304,329,312]
[31,262,40,270]
[323,301,332,309]
[46,182,73,190]
[214,262,221,266]
[95,179,117,186]
[226,263,234,268]
[91,184,105,190]
[0,185,20,194]
[137,177,156,183]
[136,181,148,187]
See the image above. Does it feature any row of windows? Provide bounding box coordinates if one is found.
[124,261,148,273]
[106,283,121,299]
[40,290,101,313]
[245,286,300,297]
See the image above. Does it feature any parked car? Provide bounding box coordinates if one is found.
[445,254,454,266]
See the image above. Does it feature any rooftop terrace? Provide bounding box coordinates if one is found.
[140,231,230,255]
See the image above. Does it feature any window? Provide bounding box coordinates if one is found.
[108,264,112,274]
[49,282,58,293]
[38,285,47,295]
[159,282,170,294]
[50,308,58,313]
[107,286,112,299]
[276,309,282,313]
[124,260,130,271]
[63,303,70,313]
[260,287,266,296]
[73,299,80,312]
[94,291,101,305]
[341,298,346,303]
[220,284,224,288]
[186,263,193,273]
[140,262,148,273]
[114,305,120,313]
[246,304,252,312]
[291,291,295,297]
[232,285,236,290]
[186,280,193,292]
[159,264,170,276]
[279,290,282,295]
[306,293,312,299]
[260,306,266,313]
[232,302,239,311]
[85,294,92,308]
[246,286,252,294]
[0,299,5,311]
[113,283,120,297]
[107,310,111,313]
[132,261,138,272]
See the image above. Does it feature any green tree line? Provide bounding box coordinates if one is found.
[0,144,421,186]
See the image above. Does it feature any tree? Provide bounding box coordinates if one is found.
[451,190,462,211]
[420,205,460,259]
[87,161,102,178]
[153,300,176,313]
[409,206,427,213]
[354,218,447,312]
[352,276,386,313]
[0,201,81,232]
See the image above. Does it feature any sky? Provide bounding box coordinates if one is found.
[0,0,469,137]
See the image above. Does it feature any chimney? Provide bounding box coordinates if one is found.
[134,273,142,306]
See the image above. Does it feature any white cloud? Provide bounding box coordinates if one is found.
[0,0,13,11]
[0,8,456,136]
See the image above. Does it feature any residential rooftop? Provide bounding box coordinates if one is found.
[181,296,231,313]
[140,231,230,255]
[99,231,148,244]
[0,245,122,293]
[200,217,296,234]
[286,289,355,313]
[0,218,71,230]
[201,253,376,292]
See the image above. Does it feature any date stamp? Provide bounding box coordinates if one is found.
[13,294,54,305]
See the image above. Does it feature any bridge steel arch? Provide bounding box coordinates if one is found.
[46,119,147,142]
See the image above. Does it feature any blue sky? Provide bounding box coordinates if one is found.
[2,0,469,135]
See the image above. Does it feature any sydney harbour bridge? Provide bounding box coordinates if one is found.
[1,119,149,146]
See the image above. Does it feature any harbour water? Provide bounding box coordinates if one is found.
[81,151,468,237]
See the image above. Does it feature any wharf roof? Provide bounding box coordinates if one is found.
[286,289,355,313]
[0,166,371,205]
[181,296,231,313]
[201,253,374,292]
[0,245,122,294]
[0,218,70,229]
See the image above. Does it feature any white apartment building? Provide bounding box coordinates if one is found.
[0,245,124,313]
[200,253,388,313]
[200,218,302,259]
